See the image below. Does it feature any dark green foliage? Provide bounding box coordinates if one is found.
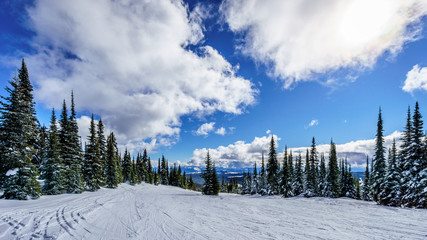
[371,108,386,202]
[201,151,220,195]
[160,155,169,185]
[266,136,279,194]
[121,149,132,183]
[259,151,267,195]
[281,147,293,197]
[318,153,326,196]
[380,140,401,206]
[97,119,106,180]
[325,140,340,198]
[292,152,304,196]
[42,109,64,195]
[83,115,104,191]
[0,59,41,199]
[251,162,258,194]
[105,132,120,188]
[362,156,372,201]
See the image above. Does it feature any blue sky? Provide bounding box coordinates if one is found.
[1,0,427,170]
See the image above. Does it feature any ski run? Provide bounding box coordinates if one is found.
[0,183,426,240]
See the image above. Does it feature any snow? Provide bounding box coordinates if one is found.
[5,168,18,176]
[0,183,426,240]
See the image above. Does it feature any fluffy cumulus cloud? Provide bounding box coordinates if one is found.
[21,0,256,153]
[220,0,427,88]
[189,131,401,169]
[215,127,226,136]
[402,64,427,92]
[195,122,216,136]
[187,134,280,168]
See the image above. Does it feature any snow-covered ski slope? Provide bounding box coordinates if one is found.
[0,183,426,240]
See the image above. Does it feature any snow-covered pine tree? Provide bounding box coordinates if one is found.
[346,164,357,199]
[136,153,145,184]
[281,147,293,197]
[361,156,372,201]
[288,150,294,190]
[241,171,249,194]
[34,124,48,170]
[304,149,310,194]
[266,136,279,195]
[105,132,119,188]
[202,151,216,195]
[211,160,220,195]
[97,118,106,180]
[160,155,169,185]
[318,153,326,196]
[121,149,132,183]
[251,162,259,194]
[66,91,84,193]
[259,151,268,195]
[292,152,304,196]
[83,114,104,191]
[305,138,318,197]
[405,102,426,208]
[324,140,340,198]
[379,140,401,206]
[42,109,64,195]
[142,149,150,182]
[0,59,41,199]
[399,106,412,205]
[371,108,386,202]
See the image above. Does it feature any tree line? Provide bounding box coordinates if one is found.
[202,106,426,209]
[0,59,196,199]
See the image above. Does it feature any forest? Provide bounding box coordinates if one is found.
[0,59,426,209]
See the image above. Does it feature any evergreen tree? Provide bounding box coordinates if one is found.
[97,118,106,180]
[35,124,48,171]
[42,109,64,195]
[83,114,104,190]
[305,137,319,197]
[371,108,386,202]
[211,160,220,195]
[304,149,310,194]
[202,151,214,195]
[324,140,340,198]
[281,147,293,197]
[292,152,304,196]
[259,151,267,195]
[136,153,145,184]
[66,91,84,193]
[379,140,401,206]
[251,162,259,194]
[188,175,196,190]
[362,156,372,201]
[121,149,132,183]
[406,102,426,207]
[105,132,119,188]
[0,59,41,199]
[318,153,326,196]
[160,155,169,185]
[266,136,279,194]
[142,149,149,182]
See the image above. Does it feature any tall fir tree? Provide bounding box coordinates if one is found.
[97,118,106,180]
[379,140,401,206]
[362,156,372,201]
[318,153,326,196]
[42,109,64,195]
[0,59,41,199]
[83,114,104,191]
[259,151,267,195]
[324,140,340,198]
[281,147,293,197]
[121,149,132,183]
[293,152,304,196]
[251,162,259,194]
[266,136,279,194]
[160,155,169,185]
[305,137,319,197]
[202,151,215,195]
[105,132,119,188]
[371,108,386,202]
[66,91,84,193]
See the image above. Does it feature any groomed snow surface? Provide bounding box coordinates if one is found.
[0,184,426,240]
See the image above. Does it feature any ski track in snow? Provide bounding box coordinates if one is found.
[0,183,426,240]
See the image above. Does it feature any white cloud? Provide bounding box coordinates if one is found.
[188,134,280,168]
[220,0,427,88]
[306,120,319,128]
[266,129,271,135]
[402,64,427,92]
[17,0,256,151]
[215,127,226,136]
[195,122,216,136]
[188,131,402,169]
